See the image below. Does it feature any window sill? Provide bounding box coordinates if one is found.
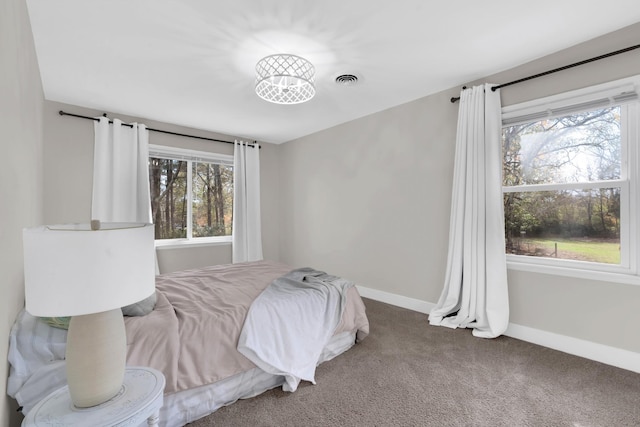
[506,258,640,286]
[155,238,231,250]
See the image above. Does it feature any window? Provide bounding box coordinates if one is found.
[501,77,639,278]
[148,145,233,243]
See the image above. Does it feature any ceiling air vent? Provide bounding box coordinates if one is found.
[335,74,359,86]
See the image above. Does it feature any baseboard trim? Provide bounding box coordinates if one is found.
[356,285,640,374]
[356,285,434,314]
[504,323,640,374]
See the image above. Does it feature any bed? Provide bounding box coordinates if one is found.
[7,260,370,426]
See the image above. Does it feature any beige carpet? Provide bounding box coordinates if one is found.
[190,298,640,426]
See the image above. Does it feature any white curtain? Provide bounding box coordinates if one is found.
[428,84,509,338]
[92,117,152,224]
[232,140,263,263]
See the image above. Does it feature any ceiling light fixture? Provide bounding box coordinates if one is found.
[255,54,315,104]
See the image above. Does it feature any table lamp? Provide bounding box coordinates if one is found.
[22,221,155,408]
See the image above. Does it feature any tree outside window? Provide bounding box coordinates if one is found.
[192,162,233,238]
[502,106,624,264]
[149,155,233,240]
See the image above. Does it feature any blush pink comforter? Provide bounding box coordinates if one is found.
[124,261,369,394]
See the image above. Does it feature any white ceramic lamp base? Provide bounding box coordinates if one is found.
[66,309,127,408]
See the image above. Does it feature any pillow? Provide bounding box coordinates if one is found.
[121,291,157,316]
[8,310,67,400]
[36,293,157,322]
[40,317,71,330]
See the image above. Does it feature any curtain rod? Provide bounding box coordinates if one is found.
[58,110,259,148]
[450,43,640,103]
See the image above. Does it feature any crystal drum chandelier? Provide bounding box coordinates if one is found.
[255,54,316,104]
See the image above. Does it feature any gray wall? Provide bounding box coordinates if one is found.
[279,22,640,354]
[279,90,454,304]
[42,101,281,273]
[0,0,45,426]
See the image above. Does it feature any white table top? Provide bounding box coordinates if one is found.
[23,366,165,427]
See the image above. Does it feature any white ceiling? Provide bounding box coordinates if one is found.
[26,1,640,144]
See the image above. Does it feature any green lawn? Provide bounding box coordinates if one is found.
[517,238,620,264]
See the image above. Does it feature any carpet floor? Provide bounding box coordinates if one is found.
[189,298,640,427]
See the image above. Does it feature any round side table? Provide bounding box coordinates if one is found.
[23,366,165,427]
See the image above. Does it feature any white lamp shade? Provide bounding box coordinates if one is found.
[23,222,155,317]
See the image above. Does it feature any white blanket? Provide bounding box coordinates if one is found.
[237,268,354,391]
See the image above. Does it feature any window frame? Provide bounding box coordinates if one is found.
[148,144,234,247]
[501,76,640,284]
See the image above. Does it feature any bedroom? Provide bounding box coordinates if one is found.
[2,0,640,426]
